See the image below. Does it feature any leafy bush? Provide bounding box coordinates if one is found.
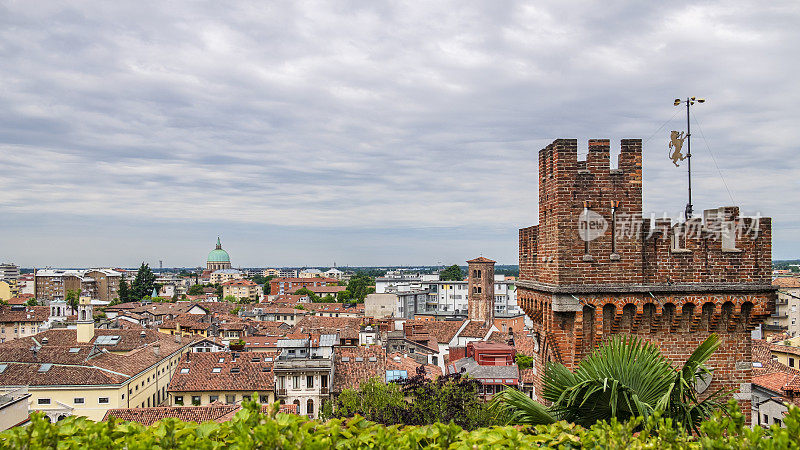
[4,398,800,449]
[332,373,493,430]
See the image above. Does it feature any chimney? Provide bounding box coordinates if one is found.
[153,343,161,356]
[174,334,180,343]
[41,337,48,345]
[140,331,146,338]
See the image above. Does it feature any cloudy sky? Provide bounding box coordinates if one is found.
[1,1,798,268]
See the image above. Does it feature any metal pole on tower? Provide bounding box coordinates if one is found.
[686,97,692,218]
[673,96,704,218]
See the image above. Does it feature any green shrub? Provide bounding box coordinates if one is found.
[4,397,800,449]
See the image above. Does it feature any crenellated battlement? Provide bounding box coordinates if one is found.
[539,138,642,180]
[525,138,772,287]
[642,206,772,285]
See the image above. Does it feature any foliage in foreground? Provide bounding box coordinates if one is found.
[493,334,724,433]
[331,372,493,429]
[4,398,800,449]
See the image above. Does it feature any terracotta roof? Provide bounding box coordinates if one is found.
[104,404,239,425]
[459,320,491,338]
[168,352,274,393]
[774,277,800,288]
[115,319,145,329]
[771,343,800,357]
[403,320,464,344]
[249,321,290,336]
[754,371,800,394]
[243,336,280,349]
[291,316,363,339]
[333,346,386,392]
[160,315,213,331]
[0,329,195,387]
[194,302,242,315]
[386,352,442,379]
[0,305,49,323]
[467,257,496,263]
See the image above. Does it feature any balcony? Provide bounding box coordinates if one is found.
[771,313,789,319]
[276,388,287,396]
[321,387,329,395]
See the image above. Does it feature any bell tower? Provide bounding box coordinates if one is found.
[467,257,495,328]
[76,296,94,343]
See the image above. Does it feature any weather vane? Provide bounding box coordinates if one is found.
[671,96,705,218]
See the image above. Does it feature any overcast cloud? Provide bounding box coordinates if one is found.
[1,1,799,268]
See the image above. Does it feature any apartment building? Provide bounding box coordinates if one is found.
[0,305,49,343]
[773,277,800,336]
[374,276,520,318]
[0,264,19,282]
[210,269,243,284]
[222,279,259,302]
[269,277,339,296]
[274,334,336,418]
[34,269,121,302]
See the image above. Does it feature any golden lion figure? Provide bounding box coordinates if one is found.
[669,130,687,167]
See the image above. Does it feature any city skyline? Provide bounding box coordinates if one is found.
[2,2,799,267]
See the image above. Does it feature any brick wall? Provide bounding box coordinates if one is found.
[516,138,775,423]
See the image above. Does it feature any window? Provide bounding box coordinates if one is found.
[260,395,268,403]
[74,398,85,404]
[307,376,314,389]
[180,368,189,374]
[226,394,236,404]
[791,358,795,368]
[99,397,109,404]
[212,367,221,373]
[209,395,219,402]
[293,376,301,389]
[192,396,201,406]
[175,395,184,405]
[775,418,782,427]
[37,398,51,405]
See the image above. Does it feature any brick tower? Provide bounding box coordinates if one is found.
[468,257,495,328]
[517,138,775,416]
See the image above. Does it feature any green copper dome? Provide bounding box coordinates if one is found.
[208,237,231,262]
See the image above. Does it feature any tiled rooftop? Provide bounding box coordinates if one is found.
[167,352,275,393]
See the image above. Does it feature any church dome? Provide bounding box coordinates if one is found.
[207,237,231,263]
[208,249,230,263]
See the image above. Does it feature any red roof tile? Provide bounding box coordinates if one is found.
[168,352,275,393]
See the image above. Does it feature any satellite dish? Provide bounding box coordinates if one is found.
[695,370,713,394]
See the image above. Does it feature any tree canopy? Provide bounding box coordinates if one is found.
[439,264,463,281]
[130,263,156,301]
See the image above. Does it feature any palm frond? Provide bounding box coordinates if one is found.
[490,388,556,425]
